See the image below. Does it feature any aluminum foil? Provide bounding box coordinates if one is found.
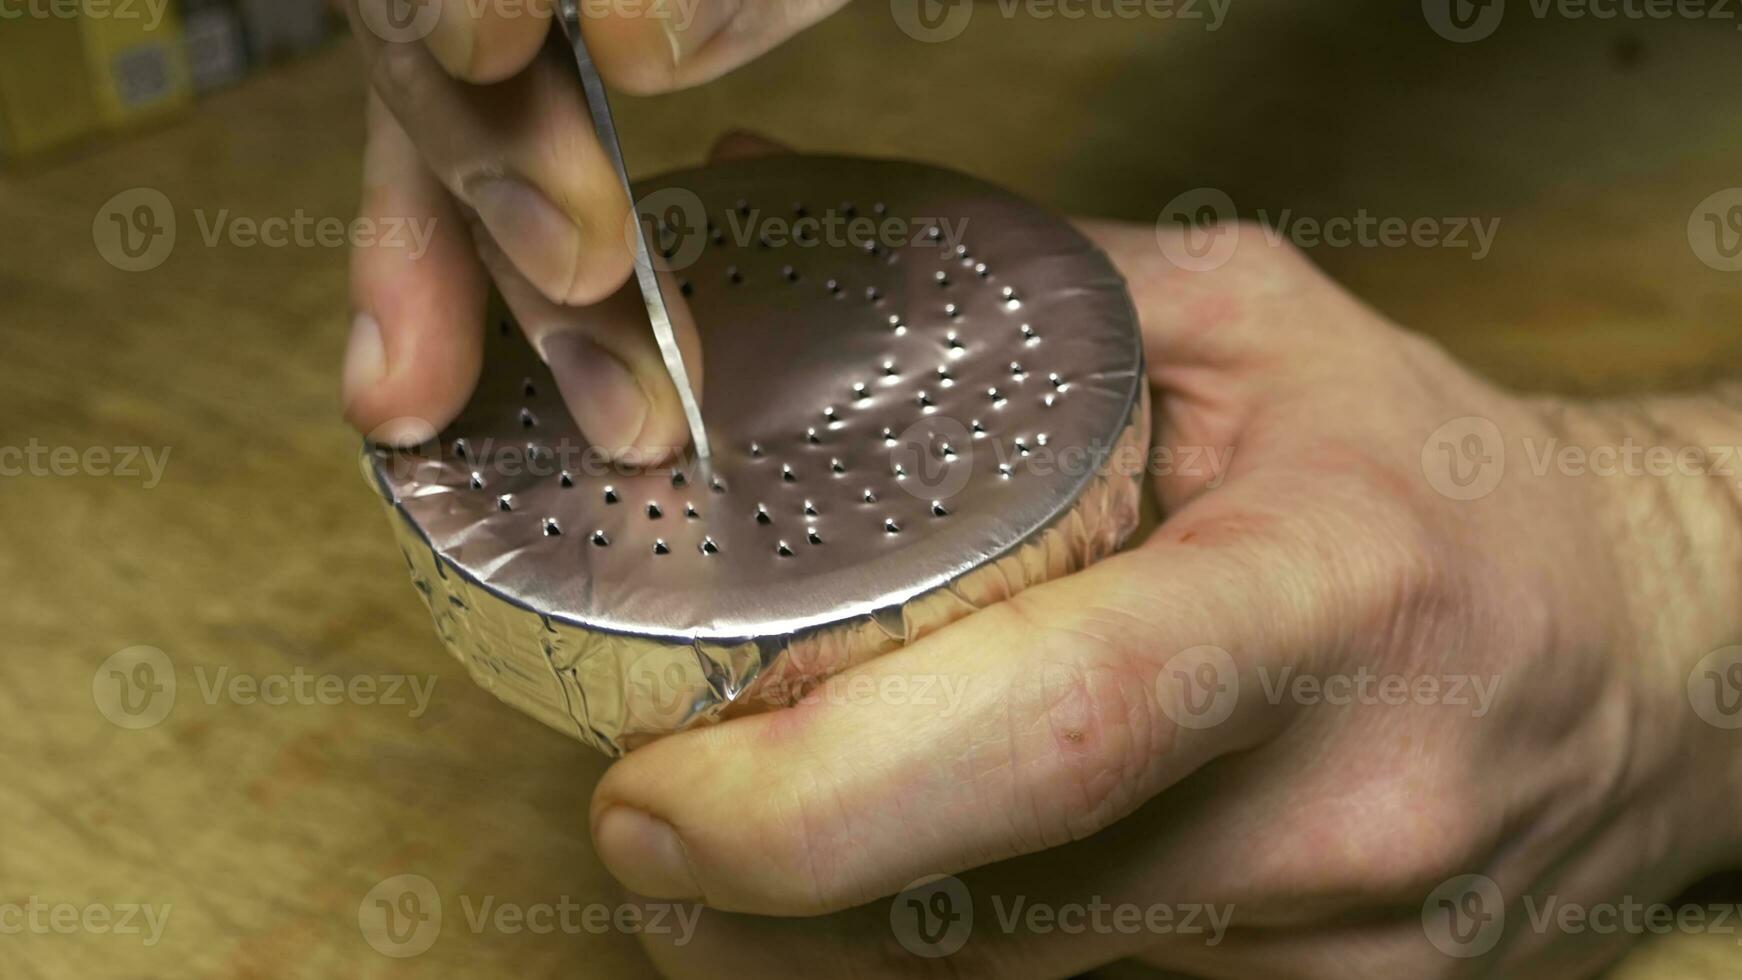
[367,155,1150,755]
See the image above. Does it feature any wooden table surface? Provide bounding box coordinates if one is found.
[3,2,1740,976]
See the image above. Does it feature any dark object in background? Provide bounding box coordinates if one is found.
[180,0,250,93]
[235,0,331,61]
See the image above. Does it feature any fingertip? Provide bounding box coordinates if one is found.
[425,0,552,84]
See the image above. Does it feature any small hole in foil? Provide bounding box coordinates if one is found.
[884,518,902,534]
[591,530,610,547]
[803,500,819,517]
[711,476,728,494]
[776,541,794,558]
[782,265,800,283]
[749,442,764,458]
[700,537,719,555]
[830,458,846,474]
[781,465,797,483]
[934,271,950,288]
[863,488,878,503]
[469,472,485,490]
[603,486,620,504]
[559,472,574,488]
[497,495,514,512]
[543,518,562,537]
[653,540,670,555]
[931,501,949,517]
[520,408,537,430]
[727,266,743,284]
[671,471,688,489]
[755,505,772,526]
[807,528,823,545]
[522,379,538,398]
[684,502,699,518]
[806,428,821,445]
[646,502,663,519]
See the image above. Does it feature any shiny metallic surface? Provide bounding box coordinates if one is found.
[368,155,1150,755]
[557,1,711,459]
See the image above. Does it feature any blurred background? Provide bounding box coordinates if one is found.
[3,1,1741,976]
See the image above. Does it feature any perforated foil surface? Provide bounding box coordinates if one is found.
[367,156,1150,755]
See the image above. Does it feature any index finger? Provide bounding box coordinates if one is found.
[587,481,1334,916]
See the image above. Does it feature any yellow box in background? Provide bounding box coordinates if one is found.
[0,2,192,162]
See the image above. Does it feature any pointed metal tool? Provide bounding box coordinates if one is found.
[556,1,711,461]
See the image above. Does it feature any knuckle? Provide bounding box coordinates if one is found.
[1000,599,1168,847]
[370,39,441,107]
[765,764,875,914]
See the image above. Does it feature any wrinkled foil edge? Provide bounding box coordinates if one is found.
[374,383,1150,756]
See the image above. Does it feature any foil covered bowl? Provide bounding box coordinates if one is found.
[366,155,1149,755]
